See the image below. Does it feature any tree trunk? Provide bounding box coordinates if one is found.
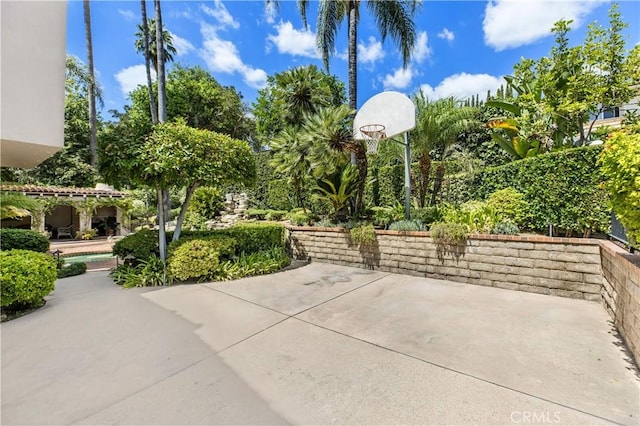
[83,0,98,167]
[418,153,431,208]
[173,181,199,242]
[156,187,167,260]
[347,2,367,215]
[140,0,158,124]
[430,163,445,207]
[154,0,167,123]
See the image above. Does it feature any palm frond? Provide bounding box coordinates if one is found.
[366,0,417,67]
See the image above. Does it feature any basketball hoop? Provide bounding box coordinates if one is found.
[360,124,386,154]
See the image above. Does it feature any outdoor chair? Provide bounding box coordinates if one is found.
[57,225,73,239]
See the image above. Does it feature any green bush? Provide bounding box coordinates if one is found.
[350,223,376,245]
[412,206,443,226]
[599,130,640,244]
[0,229,50,253]
[315,218,337,228]
[168,239,222,282]
[429,223,468,246]
[112,229,160,261]
[265,210,287,221]
[290,211,311,226]
[219,223,286,254]
[486,187,529,227]
[475,145,609,235]
[57,262,87,279]
[131,255,168,287]
[266,179,295,211]
[1,250,56,308]
[190,186,223,219]
[168,234,236,260]
[389,220,425,232]
[371,206,395,228]
[442,201,498,233]
[110,264,139,286]
[492,221,520,235]
[246,208,267,220]
[216,247,291,281]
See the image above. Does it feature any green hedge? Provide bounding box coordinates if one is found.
[0,229,50,253]
[1,250,56,308]
[57,262,87,279]
[112,229,161,261]
[473,146,609,234]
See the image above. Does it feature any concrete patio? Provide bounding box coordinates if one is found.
[2,262,638,425]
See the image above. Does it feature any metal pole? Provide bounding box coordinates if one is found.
[403,132,411,220]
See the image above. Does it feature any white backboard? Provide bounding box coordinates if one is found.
[353,91,416,140]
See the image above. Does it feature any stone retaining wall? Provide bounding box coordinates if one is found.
[600,241,640,366]
[289,227,603,301]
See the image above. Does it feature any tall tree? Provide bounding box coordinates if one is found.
[411,93,477,207]
[297,0,420,213]
[83,0,98,167]
[140,0,158,124]
[154,0,168,260]
[134,18,177,73]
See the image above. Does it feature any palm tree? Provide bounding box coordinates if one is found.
[154,0,168,260]
[140,0,158,124]
[411,93,477,207]
[266,0,419,214]
[83,0,98,167]
[270,126,312,210]
[134,18,177,74]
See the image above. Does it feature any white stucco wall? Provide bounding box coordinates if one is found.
[1,1,67,168]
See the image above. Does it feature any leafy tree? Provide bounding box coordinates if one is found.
[411,93,477,206]
[143,120,256,242]
[274,0,420,213]
[0,193,42,220]
[253,65,345,145]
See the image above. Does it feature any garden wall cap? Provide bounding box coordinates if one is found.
[0,184,127,198]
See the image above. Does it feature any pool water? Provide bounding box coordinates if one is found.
[63,253,116,263]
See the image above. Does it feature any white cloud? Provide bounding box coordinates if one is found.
[115,65,156,95]
[199,23,267,89]
[483,0,604,51]
[264,2,277,24]
[118,9,135,22]
[382,66,414,90]
[413,31,432,63]
[438,28,455,42]
[419,73,504,100]
[358,36,385,65]
[201,0,240,30]
[267,21,319,58]
[169,32,195,56]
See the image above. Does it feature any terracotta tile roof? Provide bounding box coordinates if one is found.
[0,184,127,198]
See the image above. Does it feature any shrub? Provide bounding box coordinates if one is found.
[599,130,640,244]
[112,229,160,262]
[430,223,468,246]
[219,223,286,254]
[134,255,168,287]
[168,239,223,282]
[290,211,310,226]
[475,145,609,235]
[245,208,267,220]
[1,250,56,308]
[0,229,50,253]
[486,187,529,227]
[412,206,443,226]
[168,234,236,260]
[350,223,376,245]
[442,201,498,234]
[389,220,425,232]
[315,219,336,228]
[266,179,295,211]
[190,186,223,219]
[371,206,395,228]
[265,209,287,221]
[75,229,97,240]
[217,247,291,281]
[110,264,139,286]
[57,262,87,279]
[492,221,520,235]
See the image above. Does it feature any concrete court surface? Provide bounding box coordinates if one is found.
[1,263,639,425]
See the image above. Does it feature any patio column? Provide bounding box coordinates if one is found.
[78,209,92,234]
[116,207,129,236]
[31,211,46,234]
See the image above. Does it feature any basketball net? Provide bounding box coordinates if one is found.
[360,124,386,154]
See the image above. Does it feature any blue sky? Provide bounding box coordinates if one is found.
[65,1,640,118]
